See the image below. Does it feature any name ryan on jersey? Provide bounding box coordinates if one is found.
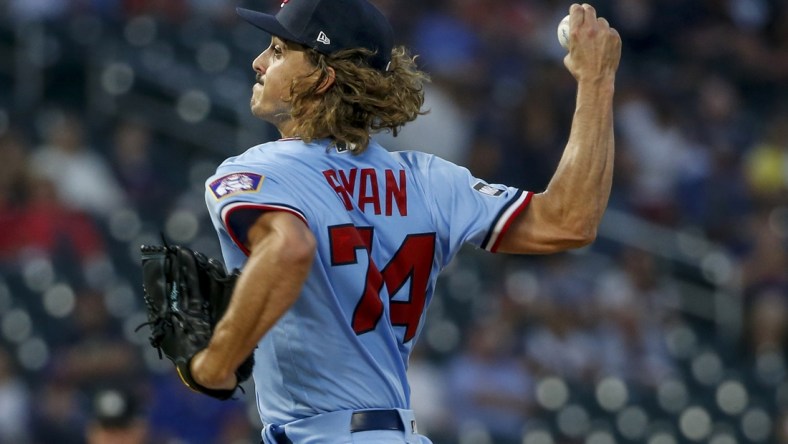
[322,168,408,216]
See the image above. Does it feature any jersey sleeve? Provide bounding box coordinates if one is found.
[421,155,532,254]
[205,163,308,256]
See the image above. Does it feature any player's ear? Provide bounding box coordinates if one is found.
[314,66,335,95]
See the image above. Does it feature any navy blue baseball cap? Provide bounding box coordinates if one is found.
[237,0,394,71]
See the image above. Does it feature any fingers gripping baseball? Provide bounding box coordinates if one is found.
[562,3,621,82]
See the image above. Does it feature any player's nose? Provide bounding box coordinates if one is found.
[252,52,267,76]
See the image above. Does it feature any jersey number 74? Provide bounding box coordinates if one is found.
[328,225,436,343]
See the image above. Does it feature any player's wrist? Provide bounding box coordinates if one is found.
[191,349,237,390]
[576,74,616,89]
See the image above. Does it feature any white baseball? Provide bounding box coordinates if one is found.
[557,14,570,49]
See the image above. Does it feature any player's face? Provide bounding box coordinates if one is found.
[250,36,316,135]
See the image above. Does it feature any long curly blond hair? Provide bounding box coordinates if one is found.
[286,46,429,154]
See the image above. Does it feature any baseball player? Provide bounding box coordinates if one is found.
[190,0,620,442]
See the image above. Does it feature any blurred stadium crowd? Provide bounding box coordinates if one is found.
[0,0,787,443]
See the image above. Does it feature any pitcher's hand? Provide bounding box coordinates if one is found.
[563,3,622,83]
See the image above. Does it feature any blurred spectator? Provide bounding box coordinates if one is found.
[147,373,253,444]
[411,7,482,85]
[446,317,534,444]
[0,128,30,209]
[741,211,788,290]
[596,248,679,325]
[81,0,125,20]
[374,82,473,165]
[777,411,788,444]
[0,129,30,260]
[0,348,31,444]
[30,110,126,219]
[524,301,599,383]
[464,60,570,188]
[744,111,788,206]
[683,76,755,241]
[7,0,68,21]
[407,343,452,439]
[50,289,143,389]
[186,0,235,18]
[4,174,109,289]
[109,119,173,219]
[123,0,189,21]
[86,388,149,444]
[738,209,788,394]
[743,286,787,357]
[616,87,708,225]
[692,74,753,155]
[31,379,86,444]
[522,256,601,383]
[593,248,678,386]
[18,175,104,259]
[465,132,505,187]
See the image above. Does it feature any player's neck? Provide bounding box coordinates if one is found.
[277,120,333,142]
[277,119,299,139]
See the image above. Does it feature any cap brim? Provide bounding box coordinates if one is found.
[236,7,301,43]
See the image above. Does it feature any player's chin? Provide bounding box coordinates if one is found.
[250,97,266,118]
[250,103,279,124]
[250,85,264,108]
[250,104,267,120]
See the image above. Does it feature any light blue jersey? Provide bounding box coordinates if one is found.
[205,138,532,427]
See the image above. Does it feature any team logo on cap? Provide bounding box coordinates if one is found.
[317,31,331,45]
[209,172,264,200]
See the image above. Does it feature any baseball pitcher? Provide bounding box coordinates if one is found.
[173,0,620,442]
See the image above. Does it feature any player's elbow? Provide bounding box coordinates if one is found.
[284,232,317,269]
[497,194,600,254]
[539,195,600,250]
[249,212,316,268]
[270,224,316,270]
[563,225,597,249]
[556,210,600,249]
[537,224,596,252]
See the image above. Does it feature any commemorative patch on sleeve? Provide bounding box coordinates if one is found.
[473,181,505,197]
[209,172,264,200]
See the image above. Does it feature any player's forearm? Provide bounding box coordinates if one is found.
[197,217,315,386]
[542,78,615,243]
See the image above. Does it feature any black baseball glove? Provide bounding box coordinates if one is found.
[138,243,254,400]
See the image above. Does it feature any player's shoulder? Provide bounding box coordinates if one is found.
[222,139,304,164]
[386,148,465,179]
[385,148,438,169]
[214,139,322,176]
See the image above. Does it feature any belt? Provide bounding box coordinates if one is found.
[269,409,405,444]
[350,409,405,432]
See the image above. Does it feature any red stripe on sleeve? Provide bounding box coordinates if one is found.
[490,192,533,253]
